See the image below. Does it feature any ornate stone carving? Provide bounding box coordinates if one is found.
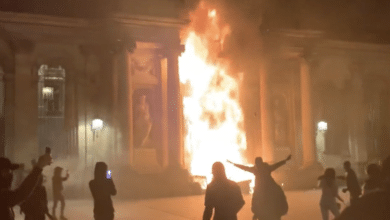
[131,56,155,76]
[131,53,158,86]
[12,39,35,54]
[133,94,153,148]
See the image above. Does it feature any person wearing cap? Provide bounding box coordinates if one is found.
[0,154,52,220]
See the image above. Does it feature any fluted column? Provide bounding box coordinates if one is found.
[300,57,316,167]
[259,57,275,162]
[14,43,38,164]
[167,46,185,167]
[0,68,4,157]
[159,56,169,168]
[4,72,14,159]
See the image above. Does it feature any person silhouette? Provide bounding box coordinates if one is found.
[0,154,52,220]
[336,157,390,220]
[52,167,69,220]
[337,161,361,205]
[203,162,245,220]
[228,155,291,220]
[318,168,344,220]
[89,162,117,220]
[363,163,382,195]
[20,175,53,220]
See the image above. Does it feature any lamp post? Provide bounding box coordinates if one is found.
[318,121,328,132]
[91,118,104,142]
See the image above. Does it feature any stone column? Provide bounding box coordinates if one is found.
[125,50,134,166]
[0,68,5,157]
[300,57,316,167]
[111,52,119,161]
[259,57,275,162]
[4,72,14,159]
[167,46,184,167]
[111,47,133,164]
[159,56,169,168]
[79,45,94,169]
[14,44,38,164]
[348,71,367,175]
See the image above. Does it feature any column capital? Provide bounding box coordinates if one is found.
[79,40,136,58]
[2,73,14,81]
[12,39,35,54]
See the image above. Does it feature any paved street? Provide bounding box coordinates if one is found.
[15,190,348,220]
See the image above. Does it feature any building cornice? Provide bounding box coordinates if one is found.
[0,11,89,28]
[0,11,189,29]
[317,40,390,54]
[107,13,189,28]
[274,28,324,39]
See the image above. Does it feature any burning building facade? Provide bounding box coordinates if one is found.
[0,0,390,196]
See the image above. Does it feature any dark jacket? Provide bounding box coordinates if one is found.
[89,179,116,216]
[336,191,390,220]
[20,175,48,220]
[0,167,43,220]
[203,179,245,220]
[364,177,382,195]
[346,169,361,198]
[89,162,116,218]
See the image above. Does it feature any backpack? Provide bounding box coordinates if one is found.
[272,183,289,216]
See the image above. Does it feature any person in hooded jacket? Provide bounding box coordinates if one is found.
[89,162,117,220]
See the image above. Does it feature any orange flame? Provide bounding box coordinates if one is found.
[179,3,253,188]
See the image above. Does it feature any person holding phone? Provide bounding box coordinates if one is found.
[89,162,117,220]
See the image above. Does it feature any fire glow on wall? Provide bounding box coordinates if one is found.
[179,2,253,188]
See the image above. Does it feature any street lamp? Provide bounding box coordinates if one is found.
[318,121,328,131]
[91,118,104,142]
[92,119,104,131]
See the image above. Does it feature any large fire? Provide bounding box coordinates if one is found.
[179,3,253,188]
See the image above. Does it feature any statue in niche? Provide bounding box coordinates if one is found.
[133,94,153,148]
[273,96,288,146]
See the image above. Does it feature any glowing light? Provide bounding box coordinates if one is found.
[318,121,328,131]
[208,9,216,18]
[179,4,253,188]
[42,87,54,99]
[91,119,104,131]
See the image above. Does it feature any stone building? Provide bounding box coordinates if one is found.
[238,0,390,187]
[1,0,390,194]
[0,1,191,197]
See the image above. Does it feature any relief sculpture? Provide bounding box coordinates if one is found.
[131,54,158,86]
[133,94,153,148]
